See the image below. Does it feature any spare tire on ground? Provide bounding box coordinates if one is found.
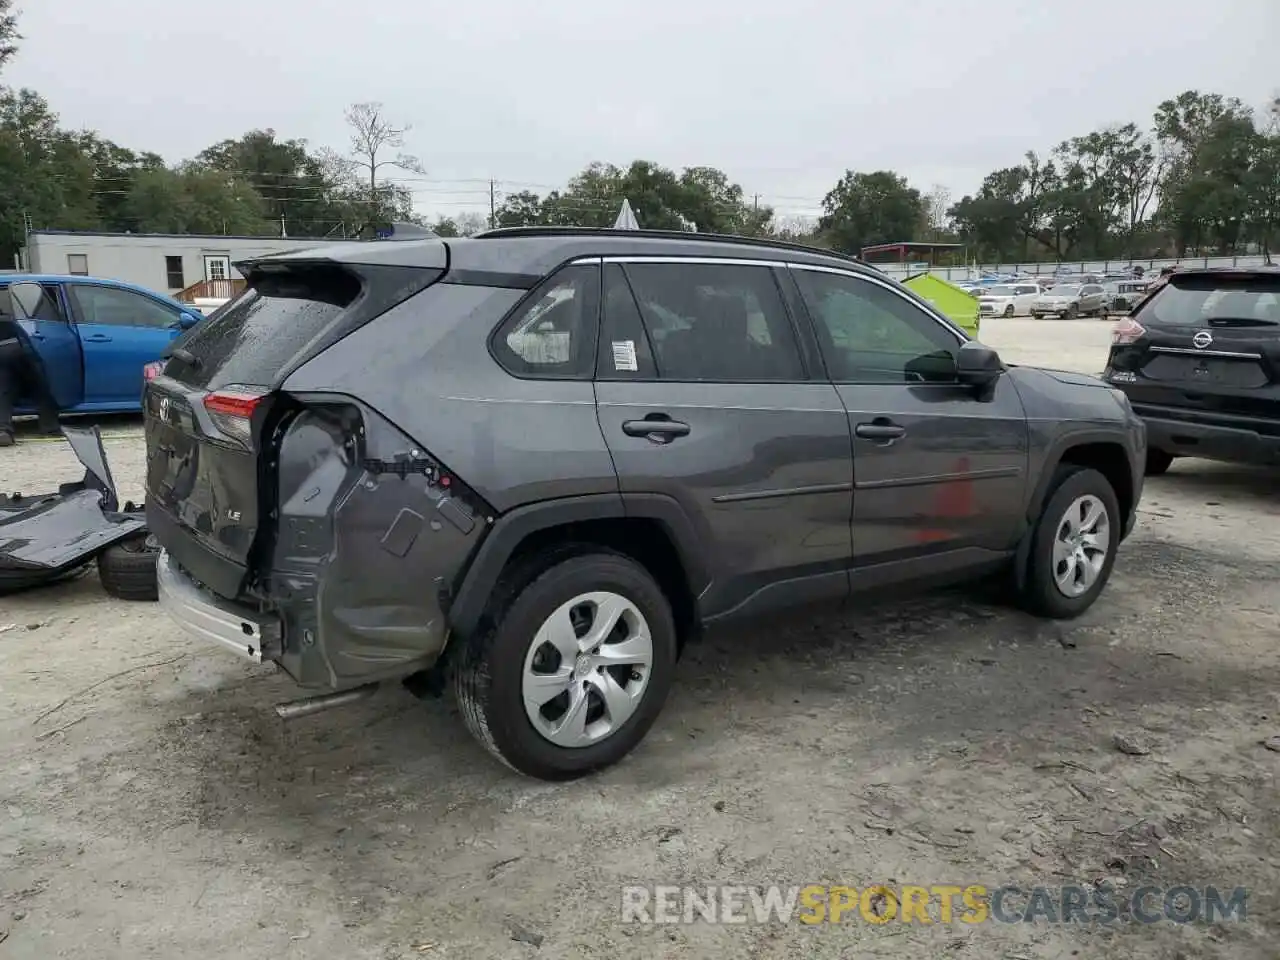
[98,534,160,601]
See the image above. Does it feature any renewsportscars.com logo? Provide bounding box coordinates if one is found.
[620,884,1248,925]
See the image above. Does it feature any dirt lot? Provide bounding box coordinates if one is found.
[2,317,1277,959]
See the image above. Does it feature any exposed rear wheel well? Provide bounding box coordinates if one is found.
[497,518,699,648]
[1056,443,1133,526]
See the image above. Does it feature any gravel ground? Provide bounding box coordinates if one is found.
[1,317,1277,959]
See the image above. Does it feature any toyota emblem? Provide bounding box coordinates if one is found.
[157,396,172,420]
[1192,330,1213,349]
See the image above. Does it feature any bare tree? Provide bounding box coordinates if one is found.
[344,101,425,193]
[454,211,489,237]
[926,184,952,237]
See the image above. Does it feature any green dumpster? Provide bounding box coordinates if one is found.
[901,273,980,339]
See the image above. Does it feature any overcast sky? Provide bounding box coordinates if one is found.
[9,0,1277,222]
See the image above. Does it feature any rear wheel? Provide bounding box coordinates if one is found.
[98,533,160,601]
[1145,449,1174,476]
[453,549,677,780]
[1020,466,1121,619]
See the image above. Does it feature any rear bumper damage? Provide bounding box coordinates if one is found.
[157,550,280,662]
[0,426,147,593]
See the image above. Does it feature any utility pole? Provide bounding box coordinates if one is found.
[489,179,497,229]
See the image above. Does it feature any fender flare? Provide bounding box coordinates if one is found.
[1014,428,1138,591]
[446,491,711,639]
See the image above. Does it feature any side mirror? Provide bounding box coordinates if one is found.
[178,312,199,329]
[956,340,1004,390]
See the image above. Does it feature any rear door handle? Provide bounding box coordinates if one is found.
[83,334,112,343]
[855,421,906,442]
[622,417,691,441]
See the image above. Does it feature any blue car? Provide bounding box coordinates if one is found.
[4,275,203,415]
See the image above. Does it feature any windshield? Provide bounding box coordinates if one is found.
[1143,276,1280,326]
[1052,285,1082,296]
[985,286,1016,296]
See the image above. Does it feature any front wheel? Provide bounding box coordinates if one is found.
[1019,466,1121,619]
[1003,304,1015,317]
[453,549,677,780]
[1065,304,1079,319]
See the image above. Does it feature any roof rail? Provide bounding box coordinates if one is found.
[471,226,863,265]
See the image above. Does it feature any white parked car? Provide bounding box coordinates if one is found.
[977,283,1041,317]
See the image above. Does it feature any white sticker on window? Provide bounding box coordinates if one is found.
[612,340,638,372]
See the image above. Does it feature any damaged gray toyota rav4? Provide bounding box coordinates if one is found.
[146,227,1147,781]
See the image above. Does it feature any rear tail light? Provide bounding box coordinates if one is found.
[203,386,266,447]
[1111,317,1146,345]
[143,361,163,382]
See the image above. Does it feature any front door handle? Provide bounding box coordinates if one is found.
[855,421,906,442]
[622,416,691,442]
[83,334,112,343]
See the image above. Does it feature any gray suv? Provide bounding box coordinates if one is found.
[145,228,1147,780]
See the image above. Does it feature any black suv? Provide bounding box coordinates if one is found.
[146,228,1146,780]
[1106,267,1280,473]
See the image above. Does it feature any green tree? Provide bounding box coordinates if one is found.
[949,153,1062,261]
[819,170,924,255]
[0,0,19,73]
[0,88,102,266]
[1153,90,1257,254]
[677,166,773,235]
[195,129,339,237]
[122,167,268,235]
[1047,123,1161,258]
[1245,97,1280,261]
[533,161,769,234]
[494,189,543,228]
[429,216,459,237]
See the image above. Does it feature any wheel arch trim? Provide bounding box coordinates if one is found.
[447,492,712,639]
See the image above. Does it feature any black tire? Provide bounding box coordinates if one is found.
[453,548,677,780]
[1003,304,1014,317]
[0,561,91,595]
[98,534,160,601]
[1065,304,1079,319]
[1145,449,1174,476]
[1020,466,1121,619]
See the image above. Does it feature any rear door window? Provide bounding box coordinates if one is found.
[597,263,658,379]
[620,261,804,382]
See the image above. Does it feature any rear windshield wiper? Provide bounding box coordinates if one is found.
[163,346,202,368]
[1207,316,1280,327]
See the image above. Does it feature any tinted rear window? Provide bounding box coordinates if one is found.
[1144,274,1280,327]
[167,266,362,389]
